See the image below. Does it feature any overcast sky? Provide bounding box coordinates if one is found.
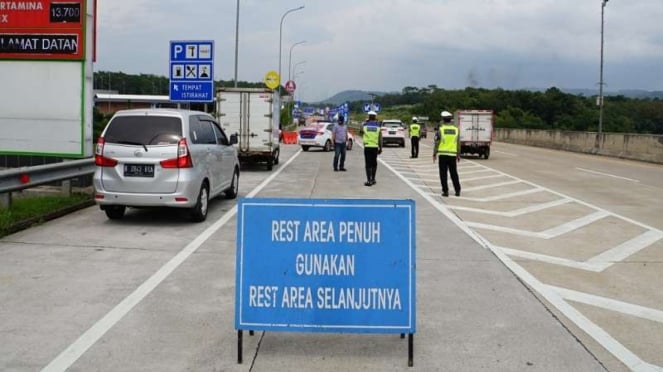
[95,0,663,102]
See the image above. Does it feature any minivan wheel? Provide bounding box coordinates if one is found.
[190,183,209,222]
[324,140,332,152]
[225,169,239,199]
[104,205,126,220]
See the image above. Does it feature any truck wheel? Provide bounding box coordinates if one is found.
[266,157,273,170]
[483,147,490,159]
[302,146,310,151]
[273,148,280,165]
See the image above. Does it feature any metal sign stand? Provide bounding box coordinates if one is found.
[237,331,414,367]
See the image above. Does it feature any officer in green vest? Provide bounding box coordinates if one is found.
[409,117,421,158]
[433,110,461,197]
[360,111,383,186]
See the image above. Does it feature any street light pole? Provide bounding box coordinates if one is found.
[278,5,304,90]
[287,40,306,83]
[598,0,608,141]
[234,0,240,87]
[292,60,306,81]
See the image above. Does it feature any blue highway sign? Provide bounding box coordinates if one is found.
[235,198,416,334]
[169,40,214,102]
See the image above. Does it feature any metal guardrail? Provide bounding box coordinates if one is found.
[0,158,95,194]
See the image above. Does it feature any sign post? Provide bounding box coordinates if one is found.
[235,198,416,366]
[169,40,214,102]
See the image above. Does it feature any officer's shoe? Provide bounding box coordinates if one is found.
[442,192,449,197]
[364,181,372,187]
[455,191,461,197]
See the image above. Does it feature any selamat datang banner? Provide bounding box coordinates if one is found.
[235,198,416,334]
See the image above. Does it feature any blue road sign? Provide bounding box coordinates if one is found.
[235,198,416,334]
[363,102,381,113]
[169,40,214,102]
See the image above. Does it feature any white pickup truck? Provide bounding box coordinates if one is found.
[456,110,494,159]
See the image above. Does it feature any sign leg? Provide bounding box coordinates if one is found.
[408,333,414,367]
[237,330,243,364]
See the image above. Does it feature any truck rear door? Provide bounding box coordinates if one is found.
[458,111,493,143]
[247,91,274,153]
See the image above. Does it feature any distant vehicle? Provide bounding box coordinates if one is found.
[93,109,240,222]
[456,110,494,159]
[215,88,281,170]
[298,121,333,151]
[381,119,406,147]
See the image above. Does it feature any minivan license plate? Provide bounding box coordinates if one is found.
[124,164,154,177]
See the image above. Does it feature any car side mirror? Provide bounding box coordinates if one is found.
[229,133,238,145]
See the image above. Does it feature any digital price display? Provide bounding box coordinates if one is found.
[0,0,85,60]
[50,2,82,23]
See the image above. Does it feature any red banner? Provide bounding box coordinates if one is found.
[0,0,85,60]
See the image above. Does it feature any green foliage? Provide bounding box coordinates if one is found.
[0,193,91,238]
[93,71,663,135]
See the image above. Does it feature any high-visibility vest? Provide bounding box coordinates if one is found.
[437,125,458,156]
[362,121,380,148]
[409,123,421,137]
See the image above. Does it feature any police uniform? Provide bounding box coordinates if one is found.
[409,121,421,158]
[434,122,461,196]
[361,117,382,186]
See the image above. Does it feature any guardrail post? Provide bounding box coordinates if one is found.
[61,180,72,197]
[0,192,11,208]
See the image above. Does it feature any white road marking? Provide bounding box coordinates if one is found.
[41,151,303,372]
[494,150,517,156]
[380,157,661,371]
[466,211,610,239]
[461,180,521,192]
[463,174,507,182]
[550,285,663,324]
[452,188,544,202]
[586,230,663,268]
[448,198,573,217]
[499,230,663,273]
[499,246,603,271]
[576,167,640,183]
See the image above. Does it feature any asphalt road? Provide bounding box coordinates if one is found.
[0,139,661,371]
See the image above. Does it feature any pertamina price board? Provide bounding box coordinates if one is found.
[0,0,85,60]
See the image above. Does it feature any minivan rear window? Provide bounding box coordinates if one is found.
[104,116,183,145]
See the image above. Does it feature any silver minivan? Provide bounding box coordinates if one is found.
[93,109,240,222]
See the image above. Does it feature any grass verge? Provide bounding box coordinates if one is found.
[0,193,95,238]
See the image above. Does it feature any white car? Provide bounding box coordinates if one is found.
[298,121,355,152]
[93,109,240,222]
[298,121,333,151]
[381,119,406,147]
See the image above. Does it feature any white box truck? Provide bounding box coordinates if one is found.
[215,88,281,170]
[456,110,494,159]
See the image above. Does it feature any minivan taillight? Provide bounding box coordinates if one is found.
[94,137,118,167]
[160,138,193,168]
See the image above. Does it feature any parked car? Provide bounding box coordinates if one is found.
[93,109,240,222]
[381,119,406,147]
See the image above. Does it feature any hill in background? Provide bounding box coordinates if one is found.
[317,88,663,105]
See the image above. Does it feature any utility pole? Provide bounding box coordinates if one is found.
[598,0,608,147]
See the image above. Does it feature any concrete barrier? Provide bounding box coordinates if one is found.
[495,129,663,164]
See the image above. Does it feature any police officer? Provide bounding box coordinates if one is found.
[360,111,383,186]
[409,116,421,158]
[433,111,461,197]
